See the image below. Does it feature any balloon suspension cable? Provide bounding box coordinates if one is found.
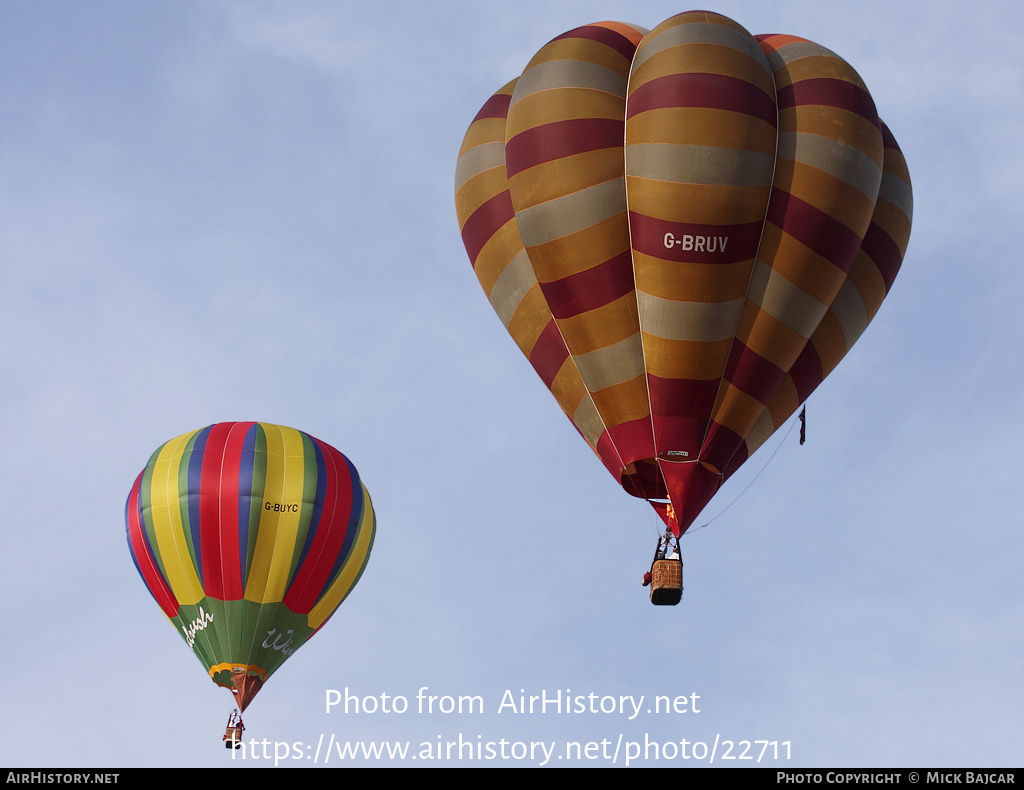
[685,406,804,535]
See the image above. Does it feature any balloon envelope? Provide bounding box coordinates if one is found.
[125,422,375,710]
[455,11,912,535]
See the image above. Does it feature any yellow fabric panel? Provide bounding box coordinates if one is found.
[505,284,552,356]
[764,377,800,436]
[505,85,624,142]
[772,159,877,236]
[245,424,306,604]
[509,147,626,208]
[627,177,772,225]
[458,116,510,158]
[846,250,888,320]
[625,105,776,152]
[524,211,630,283]
[474,219,523,297]
[736,303,808,370]
[871,198,914,258]
[884,144,912,186]
[149,431,205,605]
[588,374,652,426]
[508,86,626,128]
[630,40,774,90]
[524,210,626,284]
[548,356,587,408]
[711,381,766,440]
[455,165,510,227]
[808,311,849,377]
[773,53,870,92]
[634,254,753,302]
[642,334,732,380]
[756,223,846,305]
[554,291,639,355]
[521,33,636,75]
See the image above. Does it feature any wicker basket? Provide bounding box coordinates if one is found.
[649,559,683,606]
[224,726,244,749]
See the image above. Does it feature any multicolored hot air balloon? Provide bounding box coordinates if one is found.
[455,12,911,551]
[125,422,375,715]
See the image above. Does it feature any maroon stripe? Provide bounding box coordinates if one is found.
[505,118,624,178]
[651,415,713,461]
[717,434,748,481]
[596,431,626,483]
[648,375,719,458]
[539,250,634,319]
[198,423,232,598]
[126,472,179,618]
[627,73,776,127]
[765,187,863,273]
[880,120,898,150]
[461,190,515,268]
[649,375,719,421]
[776,78,877,126]
[860,221,903,292]
[529,319,570,389]
[605,416,656,470]
[629,212,764,264]
[699,421,746,477]
[551,23,640,63]
[788,342,824,403]
[724,339,787,406]
[472,92,511,123]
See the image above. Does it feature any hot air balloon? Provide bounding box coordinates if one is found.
[125,422,375,741]
[454,11,912,603]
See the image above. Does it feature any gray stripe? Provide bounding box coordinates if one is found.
[515,178,626,247]
[626,143,775,187]
[571,394,606,448]
[879,171,913,220]
[777,131,882,201]
[637,291,743,342]
[573,332,645,390]
[764,39,839,69]
[829,279,868,350]
[743,407,777,456]
[632,19,769,74]
[455,141,506,193]
[489,249,536,329]
[513,59,627,101]
[748,259,828,339]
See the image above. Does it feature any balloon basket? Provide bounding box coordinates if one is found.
[649,559,683,606]
[224,726,244,749]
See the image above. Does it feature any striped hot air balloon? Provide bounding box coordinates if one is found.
[125,422,375,712]
[455,11,912,540]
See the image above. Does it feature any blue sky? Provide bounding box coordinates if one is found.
[1,0,1021,768]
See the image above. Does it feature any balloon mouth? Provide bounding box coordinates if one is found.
[209,665,268,713]
[210,662,268,688]
[652,460,724,537]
